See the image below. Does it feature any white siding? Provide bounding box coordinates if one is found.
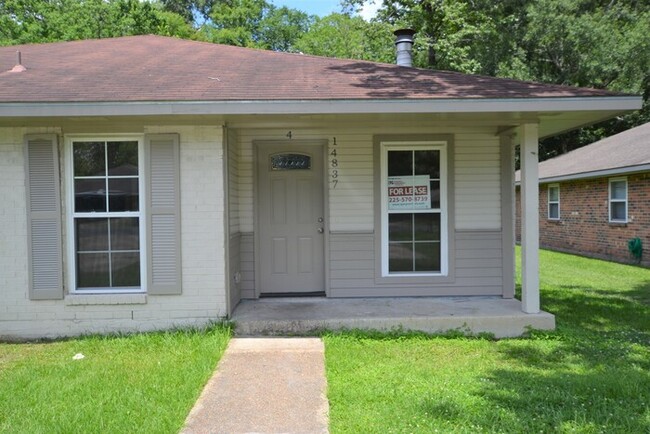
[455,135,501,229]
[227,128,240,235]
[0,125,228,340]
[226,129,241,311]
[236,130,375,232]
[233,126,501,233]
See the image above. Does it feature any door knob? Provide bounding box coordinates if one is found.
[318,217,324,222]
[317,228,324,233]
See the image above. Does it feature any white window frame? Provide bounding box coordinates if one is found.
[380,141,448,277]
[608,177,628,223]
[547,184,560,220]
[65,135,147,294]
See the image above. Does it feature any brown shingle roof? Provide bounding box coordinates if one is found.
[516,122,650,182]
[0,35,624,103]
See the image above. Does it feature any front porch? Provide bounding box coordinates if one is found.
[231,296,555,338]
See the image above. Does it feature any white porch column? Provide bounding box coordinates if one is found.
[520,123,540,314]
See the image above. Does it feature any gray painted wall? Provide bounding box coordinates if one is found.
[328,231,503,297]
[238,230,504,298]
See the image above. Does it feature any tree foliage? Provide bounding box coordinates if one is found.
[0,0,195,44]
[198,0,313,51]
[295,13,394,62]
[504,0,650,158]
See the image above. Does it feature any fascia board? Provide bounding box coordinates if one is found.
[515,163,650,186]
[0,96,641,117]
[539,164,650,184]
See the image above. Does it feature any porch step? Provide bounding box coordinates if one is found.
[231,296,555,339]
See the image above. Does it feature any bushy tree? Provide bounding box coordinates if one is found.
[258,6,313,52]
[0,0,195,45]
[199,0,312,51]
[295,13,394,62]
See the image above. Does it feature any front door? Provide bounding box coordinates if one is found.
[257,142,325,294]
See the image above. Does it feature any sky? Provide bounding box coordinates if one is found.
[268,0,381,20]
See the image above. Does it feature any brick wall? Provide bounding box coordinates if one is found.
[0,125,228,340]
[516,173,650,267]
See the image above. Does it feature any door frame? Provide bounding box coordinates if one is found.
[253,139,330,298]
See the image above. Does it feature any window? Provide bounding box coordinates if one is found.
[68,138,145,293]
[609,178,627,223]
[270,153,311,170]
[547,184,560,220]
[381,142,447,276]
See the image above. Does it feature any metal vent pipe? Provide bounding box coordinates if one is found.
[394,29,416,67]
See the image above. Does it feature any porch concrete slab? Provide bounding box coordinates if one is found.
[232,296,555,338]
[181,337,328,434]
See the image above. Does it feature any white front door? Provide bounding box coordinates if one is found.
[256,143,325,294]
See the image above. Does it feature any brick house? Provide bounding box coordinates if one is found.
[516,122,650,267]
[0,35,641,339]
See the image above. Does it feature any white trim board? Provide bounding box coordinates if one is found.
[515,164,650,186]
[0,96,641,118]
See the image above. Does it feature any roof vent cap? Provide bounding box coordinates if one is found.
[10,51,27,73]
[393,29,416,67]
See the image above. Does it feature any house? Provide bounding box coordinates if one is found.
[0,35,641,339]
[515,122,650,267]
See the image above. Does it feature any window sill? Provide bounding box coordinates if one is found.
[608,221,628,227]
[375,273,455,285]
[64,294,147,306]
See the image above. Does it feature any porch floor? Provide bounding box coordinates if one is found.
[231,296,555,338]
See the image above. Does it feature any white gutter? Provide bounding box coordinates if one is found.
[0,96,641,117]
[515,163,650,185]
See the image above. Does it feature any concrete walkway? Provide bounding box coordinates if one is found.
[181,338,329,434]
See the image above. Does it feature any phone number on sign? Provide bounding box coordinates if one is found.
[389,196,428,203]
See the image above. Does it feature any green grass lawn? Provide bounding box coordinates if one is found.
[1,250,648,433]
[0,323,231,434]
[325,249,650,433]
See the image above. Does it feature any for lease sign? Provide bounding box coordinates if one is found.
[387,175,430,210]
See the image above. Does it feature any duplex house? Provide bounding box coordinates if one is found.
[0,35,641,339]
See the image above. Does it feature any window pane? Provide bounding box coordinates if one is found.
[611,202,626,221]
[549,203,559,219]
[270,154,311,170]
[388,151,412,176]
[414,213,440,241]
[75,179,107,212]
[414,150,439,179]
[111,252,140,287]
[389,214,412,241]
[108,178,139,212]
[76,218,108,251]
[389,243,413,272]
[549,186,559,201]
[110,218,140,250]
[107,141,139,175]
[610,181,626,200]
[430,180,440,209]
[414,242,441,272]
[73,142,105,176]
[77,253,110,288]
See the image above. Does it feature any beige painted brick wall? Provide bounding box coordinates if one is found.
[0,125,228,340]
